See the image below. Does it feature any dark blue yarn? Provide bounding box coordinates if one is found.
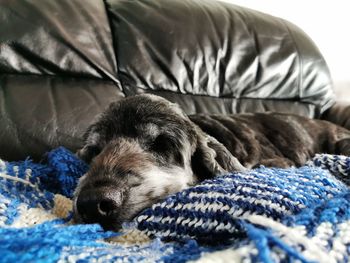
[45,147,89,198]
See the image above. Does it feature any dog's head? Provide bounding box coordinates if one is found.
[73,94,244,230]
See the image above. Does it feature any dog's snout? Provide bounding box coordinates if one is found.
[75,187,123,229]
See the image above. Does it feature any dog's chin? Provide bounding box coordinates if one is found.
[99,221,122,232]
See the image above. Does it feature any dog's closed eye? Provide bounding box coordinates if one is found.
[150,134,184,166]
[77,145,102,163]
[127,175,143,188]
[150,134,171,152]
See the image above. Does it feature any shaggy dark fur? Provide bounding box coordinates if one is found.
[73,94,350,231]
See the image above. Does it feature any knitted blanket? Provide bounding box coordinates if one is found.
[1,147,350,263]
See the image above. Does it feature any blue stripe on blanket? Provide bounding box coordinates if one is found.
[1,147,350,262]
[135,166,347,243]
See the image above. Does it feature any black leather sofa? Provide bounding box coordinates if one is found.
[0,0,348,161]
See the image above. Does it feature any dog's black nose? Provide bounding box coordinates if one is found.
[97,199,117,216]
[75,188,122,229]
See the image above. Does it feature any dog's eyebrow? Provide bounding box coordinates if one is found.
[139,123,160,137]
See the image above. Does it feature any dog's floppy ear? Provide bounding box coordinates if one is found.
[191,127,246,180]
[76,126,106,163]
[77,144,101,163]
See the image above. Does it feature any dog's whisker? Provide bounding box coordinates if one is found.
[127,197,160,206]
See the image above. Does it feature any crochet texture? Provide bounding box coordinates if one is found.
[1,147,350,262]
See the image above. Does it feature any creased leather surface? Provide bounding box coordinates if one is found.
[124,86,317,117]
[0,0,340,160]
[0,0,123,160]
[0,75,124,160]
[106,0,334,113]
[0,0,119,84]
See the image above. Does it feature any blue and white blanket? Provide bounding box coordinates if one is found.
[1,147,350,262]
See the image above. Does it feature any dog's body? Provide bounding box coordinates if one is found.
[189,112,349,172]
[73,94,350,231]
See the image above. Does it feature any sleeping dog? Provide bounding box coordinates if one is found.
[73,94,350,231]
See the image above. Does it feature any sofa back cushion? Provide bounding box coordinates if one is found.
[0,0,334,160]
[107,0,334,115]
